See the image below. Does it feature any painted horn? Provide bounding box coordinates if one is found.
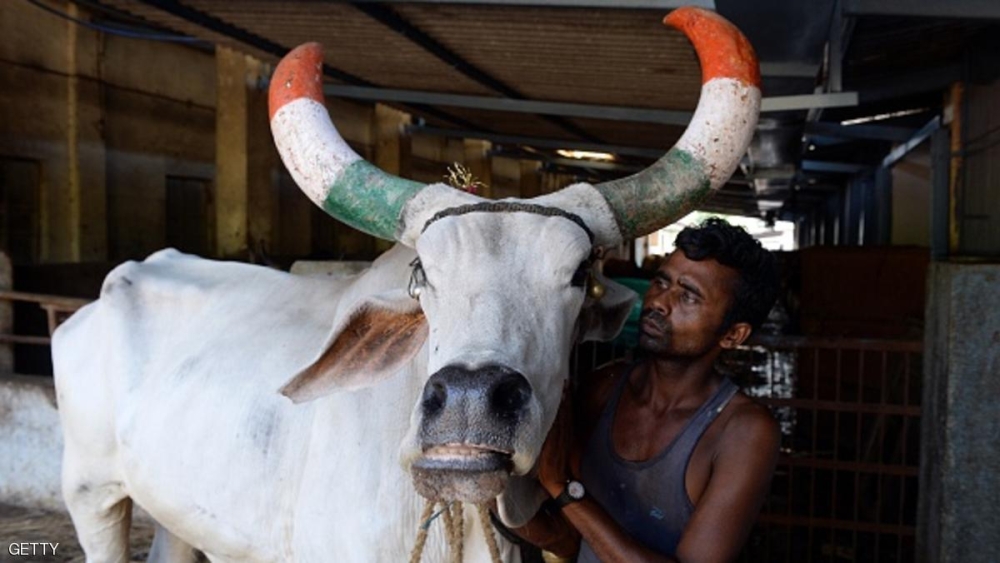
[268,43,424,241]
[592,7,761,239]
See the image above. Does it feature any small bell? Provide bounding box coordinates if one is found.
[587,274,606,301]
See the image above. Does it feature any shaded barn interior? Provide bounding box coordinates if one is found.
[2,1,1000,561]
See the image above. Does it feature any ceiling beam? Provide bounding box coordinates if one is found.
[348,0,715,9]
[760,62,820,79]
[338,85,692,123]
[321,84,858,124]
[882,116,941,168]
[843,0,1000,20]
[406,125,666,159]
[801,160,871,174]
[762,92,858,112]
[520,155,647,173]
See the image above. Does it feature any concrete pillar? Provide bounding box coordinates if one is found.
[519,160,541,199]
[462,139,492,198]
[918,262,1000,563]
[44,3,106,263]
[443,138,465,174]
[373,104,411,177]
[215,46,272,259]
[247,65,278,260]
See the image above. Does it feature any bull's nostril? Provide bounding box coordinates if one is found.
[422,381,447,417]
[490,375,531,421]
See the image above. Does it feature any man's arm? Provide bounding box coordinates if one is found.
[510,501,581,558]
[534,362,678,562]
[538,395,779,563]
[541,486,677,563]
[673,402,779,562]
[510,362,626,558]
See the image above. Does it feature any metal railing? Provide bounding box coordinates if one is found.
[0,289,90,350]
[735,335,922,563]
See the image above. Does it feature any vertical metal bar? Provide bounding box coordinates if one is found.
[809,347,819,558]
[784,347,795,563]
[874,350,889,560]
[832,348,842,532]
[853,348,865,554]
[899,351,913,561]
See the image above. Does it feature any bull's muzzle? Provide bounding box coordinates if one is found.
[411,365,531,502]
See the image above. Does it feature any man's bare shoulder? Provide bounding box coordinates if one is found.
[719,393,780,454]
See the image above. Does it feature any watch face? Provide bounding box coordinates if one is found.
[567,481,585,500]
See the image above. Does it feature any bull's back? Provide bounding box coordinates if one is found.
[53,249,347,560]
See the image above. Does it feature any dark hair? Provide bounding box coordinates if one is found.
[674,217,779,331]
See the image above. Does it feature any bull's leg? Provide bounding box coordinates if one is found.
[62,442,134,563]
[62,478,133,563]
[147,524,200,563]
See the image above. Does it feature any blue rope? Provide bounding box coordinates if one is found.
[421,502,452,531]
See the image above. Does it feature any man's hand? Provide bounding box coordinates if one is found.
[537,383,576,497]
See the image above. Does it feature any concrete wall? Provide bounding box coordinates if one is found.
[0,1,382,267]
[1,1,586,272]
[0,376,63,511]
[0,0,105,263]
[919,262,1000,563]
[892,144,931,247]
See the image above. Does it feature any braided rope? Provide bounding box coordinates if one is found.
[477,503,503,563]
[410,500,503,563]
[409,499,437,563]
[450,502,464,563]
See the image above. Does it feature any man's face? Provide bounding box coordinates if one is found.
[638,251,739,358]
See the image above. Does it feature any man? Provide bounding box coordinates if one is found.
[520,218,780,562]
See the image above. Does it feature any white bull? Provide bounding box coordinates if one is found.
[52,7,761,562]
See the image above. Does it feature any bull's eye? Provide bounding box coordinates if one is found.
[571,260,590,288]
[408,258,427,299]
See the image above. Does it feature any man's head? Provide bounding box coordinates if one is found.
[639,218,778,358]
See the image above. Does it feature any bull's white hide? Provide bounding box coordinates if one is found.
[54,246,516,562]
[53,206,635,562]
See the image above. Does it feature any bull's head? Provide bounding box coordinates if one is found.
[270,7,759,525]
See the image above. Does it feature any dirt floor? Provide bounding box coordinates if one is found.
[0,503,155,562]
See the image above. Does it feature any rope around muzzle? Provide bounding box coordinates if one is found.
[409,499,502,563]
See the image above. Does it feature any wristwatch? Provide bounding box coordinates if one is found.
[553,480,586,509]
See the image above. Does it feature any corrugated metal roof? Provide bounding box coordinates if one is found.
[90,1,1000,220]
[391,4,701,109]
[98,1,702,137]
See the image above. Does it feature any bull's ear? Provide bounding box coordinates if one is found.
[578,273,638,343]
[280,290,427,403]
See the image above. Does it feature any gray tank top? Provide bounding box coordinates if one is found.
[576,370,738,561]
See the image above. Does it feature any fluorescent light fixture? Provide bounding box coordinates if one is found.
[556,149,616,161]
[840,107,929,126]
